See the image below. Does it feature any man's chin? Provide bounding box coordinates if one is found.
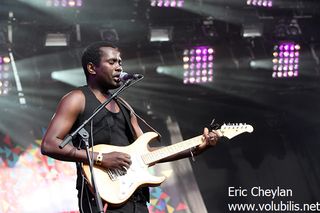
[109,82,122,90]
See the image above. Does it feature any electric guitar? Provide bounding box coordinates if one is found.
[82,123,253,205]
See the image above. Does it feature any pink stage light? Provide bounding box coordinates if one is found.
[151,0,184,8]
[247,0,272,8]
[183,46,214,84]
[272,41,300,78]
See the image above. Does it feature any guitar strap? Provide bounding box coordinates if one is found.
[115,97,162,140]
[114,97,136,143]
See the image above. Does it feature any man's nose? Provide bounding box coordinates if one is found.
[115,64,122,72]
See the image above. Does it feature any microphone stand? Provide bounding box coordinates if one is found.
[59,77,142,213]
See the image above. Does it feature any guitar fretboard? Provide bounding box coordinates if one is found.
[142,135,203,165]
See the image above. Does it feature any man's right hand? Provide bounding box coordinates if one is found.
[100,152,131,171]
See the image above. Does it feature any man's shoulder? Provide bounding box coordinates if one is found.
[61,88,85,104]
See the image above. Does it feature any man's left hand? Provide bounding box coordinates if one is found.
[196,127,221,154]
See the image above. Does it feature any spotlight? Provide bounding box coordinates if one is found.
[183,46,214,84]
[242,23,263,38]
[0,62,11,96]
[45,33,69,47]
[100,28,119,42]
[149,27,172,42]
[246,0,273,8]
[272,41,300,78]
[202,17,218,38]
[0,56,10,64]
[150,0,184,8]
[287,19,301,36]
[46,0,82,7]
[274,19,301,38]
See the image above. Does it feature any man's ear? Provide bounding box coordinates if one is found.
[87,62,96,75]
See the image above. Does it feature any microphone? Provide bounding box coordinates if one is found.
[119,72,144,82]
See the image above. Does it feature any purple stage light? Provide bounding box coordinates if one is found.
[202,56,207,62]
[183,46,215,84]
[151,0,184,8]
[272,41,300,78]
[247,0,272,8]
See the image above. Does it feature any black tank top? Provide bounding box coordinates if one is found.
[73,86,149,203]
[72,85,134,148]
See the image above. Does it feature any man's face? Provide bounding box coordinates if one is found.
[94,46,123,89]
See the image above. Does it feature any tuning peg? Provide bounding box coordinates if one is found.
[209,118,220,130]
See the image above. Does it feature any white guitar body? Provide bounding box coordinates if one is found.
[82,123,253,205]
[82,132,165,205]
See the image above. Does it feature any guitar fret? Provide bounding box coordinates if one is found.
[143,135,202,165]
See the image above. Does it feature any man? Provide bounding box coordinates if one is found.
[41,41,220,213]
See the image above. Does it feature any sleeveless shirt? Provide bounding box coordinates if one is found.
[72,86,135,148]
[72,85,149,202]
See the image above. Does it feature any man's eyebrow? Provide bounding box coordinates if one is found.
[106,57,117,61]
[106,57,122,63]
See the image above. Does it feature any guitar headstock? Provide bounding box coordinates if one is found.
[219,123,254,139]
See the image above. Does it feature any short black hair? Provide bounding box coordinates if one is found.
[81,41,118,81]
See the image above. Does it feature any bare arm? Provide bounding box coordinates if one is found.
[41,90,134,170]
[41,90,89,162]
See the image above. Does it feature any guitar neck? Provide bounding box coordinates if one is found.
[142,135,204,165]
[141,122,253,165]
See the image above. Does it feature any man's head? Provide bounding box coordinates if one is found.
[81,41,119,81]
[81,41,123,90]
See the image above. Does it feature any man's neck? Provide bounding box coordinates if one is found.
[88,84,111,98]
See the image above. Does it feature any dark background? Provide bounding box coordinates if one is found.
[1,0,320,212]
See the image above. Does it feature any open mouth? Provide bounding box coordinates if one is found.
[113,75,121,83]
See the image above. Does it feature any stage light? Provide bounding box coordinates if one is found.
[0,56,10,64]
[202,17,218,38]
[100,28,119,42]
[150,0,184,8]
[0,64,10,96]
[46,0,82,7]
[3,56,10,64]
[45,33,69,47]
[272,41,300,78]
[246,0,272,7]
[242,23,263,38]
[149,27,172,42]
[287,19,301,36]
[183,46,214,84]
[274,19,302,38]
